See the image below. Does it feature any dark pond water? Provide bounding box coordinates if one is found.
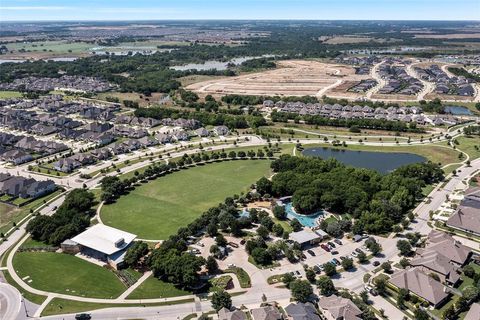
[302,147,427,174]
[444,106,473,115]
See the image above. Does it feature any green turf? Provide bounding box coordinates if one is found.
[126,275,191,299]
[455,136,480,160]
[101,160,271,239]
[41,297,195,317]
[0,91,22,98]
[13,252,126,298]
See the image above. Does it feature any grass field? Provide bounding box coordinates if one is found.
[101,160,272,239]
[41,297,195,316]
[0,90,22,98]
[13,252,126,298]
[455,136,480,160]
[126,275,191,299]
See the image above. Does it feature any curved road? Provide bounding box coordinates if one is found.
[0,282,22,320]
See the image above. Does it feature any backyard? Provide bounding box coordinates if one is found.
[101,159,272,239]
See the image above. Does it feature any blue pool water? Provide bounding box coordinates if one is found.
[444,106,473,116]
[285,202,323,227]
[239,208,250,218]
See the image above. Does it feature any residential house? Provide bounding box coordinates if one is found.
[318,295,362,320]
[20,180,56,199]
[214,125,229,136]
[284,302,321,320]
[217,307,247,320]
[389,267,450,308]
[465,303,480,320]
[54,158,81,173]
[250,305,283,320]
[425,230,471,266]
[1,149,33,165]
[446,189,480,236]
[410,251,461,286]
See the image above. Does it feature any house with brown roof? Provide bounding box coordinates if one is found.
[465,303,480,320]
[410,250,461,286]
[446,189,480,237]
[250,305,283,320]
[218,307,247,320]
[426,231,471,267]
[389,267,450,308]
[318,295,362,320]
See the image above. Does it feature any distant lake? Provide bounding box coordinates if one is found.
[302,147,426,174]
[444,106,473,116]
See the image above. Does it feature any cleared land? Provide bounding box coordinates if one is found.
[187,60,370,98]
[101,160,272,239]
[13,252,126,298]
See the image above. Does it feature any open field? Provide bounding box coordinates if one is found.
[0,91,23,98]
[455,136,480,160]
[187,60,370,98]
[414,33,480,39]
[126,275,191,299]
[101,160,272,239]
[13,252,126,298]
[41,297,195,317]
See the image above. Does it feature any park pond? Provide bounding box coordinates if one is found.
[302,147,426,174]
[444,105,473,116]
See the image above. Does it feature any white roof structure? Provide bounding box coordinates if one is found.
[289,229,323,244]
[71,224,136,255]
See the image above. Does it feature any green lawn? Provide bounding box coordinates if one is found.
[455,136,480,160]
[101,160,271,239]
[13,252,126,298]
[126,275,191,299]
[0,90,22,98]
[41,297,195,317]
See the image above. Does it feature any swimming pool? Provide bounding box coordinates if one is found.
[284,202,324,228]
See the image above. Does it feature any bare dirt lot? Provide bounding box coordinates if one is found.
[414,33,480,39]
[187,60,371,98]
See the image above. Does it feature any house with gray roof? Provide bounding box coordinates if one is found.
[1,149,34,165]
[218,307,247,320]
[250,305,283,320]
[389,267,450,308]
[465,303,480,320]
[446,189,480,236]
[285,302,320,320]
[425,231,471,266]
[410,250,461,286]
[318,295,362,320]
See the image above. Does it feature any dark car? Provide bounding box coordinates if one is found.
[331,250,339,255]
[75,314,91,320]
[307,249,316,256]
[339,256,346,261]
[320,244,330,252]
[332,258,340,265]
[328,241,336,248]
[355,248,364,254]
[334,239,343,245]
[373,261,380,267]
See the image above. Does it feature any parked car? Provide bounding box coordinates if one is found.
[320,244,330,252]
[355,248,364,254]
[327,241,336,248]
[240,239,246,245]
[334,239,343,245]
[227,263,236,268]
[317,264,324,271]
[339,256,347,261]
[373,261,380,267]
[228,242,239,248]
[351,251,358,257]
[332,258,340,265]
[331,250,339,255]
[295,270,301,276]
[75,314,91,320]
[307,249,316,256]
[197,242,205,247]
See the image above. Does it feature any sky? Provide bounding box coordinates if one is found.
[1,0,478,21]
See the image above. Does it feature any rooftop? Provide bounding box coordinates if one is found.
[71,224,136,256]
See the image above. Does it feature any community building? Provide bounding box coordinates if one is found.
[289,229,327,248]
[62,224,137,269]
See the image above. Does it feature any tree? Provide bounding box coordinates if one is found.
[399,258,410,269]
[462,286,479,302]
[282,272,295,288]
[290,219,303,232]
[463,265,476,278]
[397,240,412,256]
[251,247,272,266]
[341,257,354,270]
[381,262,393,274]
[397,288,409,309]
[206,256,218,274]
[357,252,368,263]
[256,177,272,195]
[124,241,149,267]
[414,308,431,320]
[272,224,284,237]
[317,275,336,296]
[360,290,369,304]
[256,225,269,239]
[211,290,232,311]
[442,304,456,320]
[323,262,337,277]
[215,234,227,247]
[290,279,313,302]
[207,223,218,237]
[273,205,287,220]
[375,277,387,296]
[305,268,316,283]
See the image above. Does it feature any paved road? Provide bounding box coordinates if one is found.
[0,282,22,320]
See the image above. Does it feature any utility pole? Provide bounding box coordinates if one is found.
[22,296,30,318]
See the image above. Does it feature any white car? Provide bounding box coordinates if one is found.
[351,251,358,258]
[227,263,236,268]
